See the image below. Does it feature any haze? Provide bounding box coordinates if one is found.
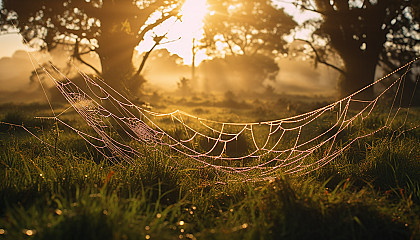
[0,0,337,104]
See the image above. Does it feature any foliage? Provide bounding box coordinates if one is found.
[0,0,184,93]
[200,0,296,90]
[200,54,280,92]
[176,77,192,95]
[294,0,420,98]
[203,0,296,56]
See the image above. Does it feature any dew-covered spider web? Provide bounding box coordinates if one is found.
[22,56,420,182]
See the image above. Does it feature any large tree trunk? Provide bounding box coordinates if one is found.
[94,1,146,98]
[313,0,391,101]
[96,32,141,96]
[95,31,146,119]
[339,55,377,100]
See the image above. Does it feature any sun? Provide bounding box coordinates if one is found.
[166,0,208,66]
[179,0,208,31]
[135,0,209,66]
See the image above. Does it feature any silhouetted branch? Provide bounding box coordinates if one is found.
[295,38,345,74]
[78,47,96,56]
[222,33,237,56]
[134,34,166,77]
[73,39,102,76]
[137,7,181,45]
[275,0,325,15]
[133,33,181,78]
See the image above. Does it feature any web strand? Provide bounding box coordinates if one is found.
[10,52,420,182]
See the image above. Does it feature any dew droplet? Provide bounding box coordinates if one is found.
[23,229,36,236]
[186,233,195,239]
[179,220,185,226]
[145,234,150,239]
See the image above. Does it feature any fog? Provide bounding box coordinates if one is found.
[275,57,338,95]
[0,48,339,104]
[0,50,45,103]
[141,49,339,98]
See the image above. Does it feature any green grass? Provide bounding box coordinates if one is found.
[0,103,419,239]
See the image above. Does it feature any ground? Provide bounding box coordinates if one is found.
[0,96,419,239]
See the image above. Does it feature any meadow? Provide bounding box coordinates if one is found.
[0,95,419,240]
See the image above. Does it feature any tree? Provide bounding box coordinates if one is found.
[0,0,184,95]
[201,0,296,91]
[199,54,280,92]
[294,0,420,99]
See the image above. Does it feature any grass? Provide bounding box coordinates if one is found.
[0,102,419,240]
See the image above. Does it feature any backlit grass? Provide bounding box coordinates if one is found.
[0,102,419,239]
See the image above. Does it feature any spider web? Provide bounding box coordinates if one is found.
[26,56,420,182]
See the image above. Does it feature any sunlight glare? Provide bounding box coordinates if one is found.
[170,0,208,65]
[180,0,207,30]
[135,0,208,66]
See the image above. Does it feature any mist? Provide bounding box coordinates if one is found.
[0,50,45,103]
[0,46,101,104]
[0,47,340,104]
[140,49,339,99]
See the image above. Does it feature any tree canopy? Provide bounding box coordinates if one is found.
[203,0,296,56]
[295,0,420,99]
[0,0,184,94]
[201,0,296,91]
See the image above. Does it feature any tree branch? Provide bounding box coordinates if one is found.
[295,38,345,74]
[136,7,181,45]
[73,39,102,76]
[133,11,182,78]
[299,4,325,15]
[275,1,326,16]
[134,34,166,77]
[78,45,96,56]
[220,33,236,56]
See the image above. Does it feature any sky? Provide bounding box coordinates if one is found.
[0,33,27,58]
